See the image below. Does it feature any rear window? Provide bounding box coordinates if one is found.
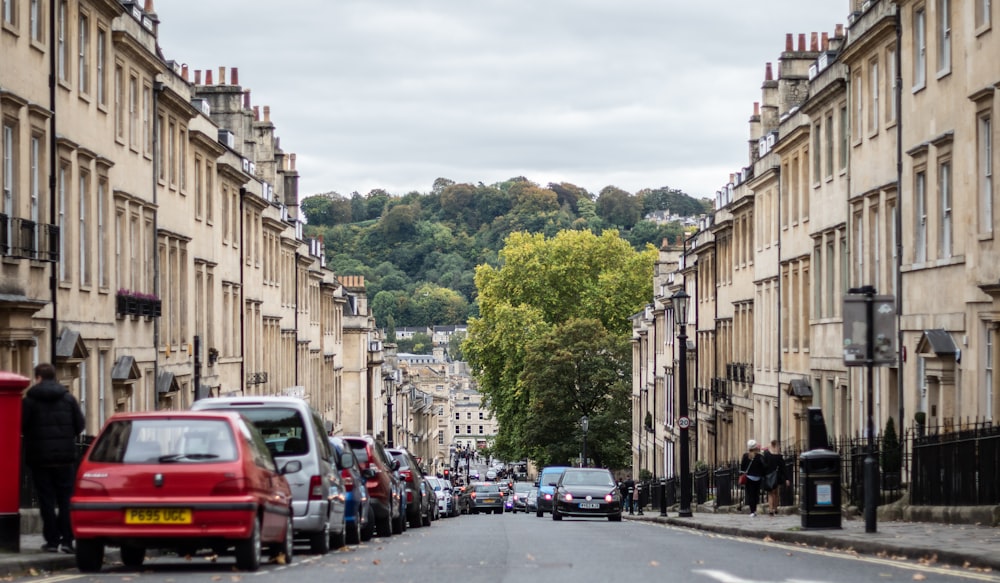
[231,407,309,457]
[475,485,500,494]
[89,419,238,464]
[344,439,371,465]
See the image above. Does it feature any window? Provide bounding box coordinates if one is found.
[478,411,484,419]
[57,1,67,82]
[976,0,992,30]
[96,29,106,105]
[168,120,176,185]
[194,155,202,218]
[854,71,864,140]
[887,46,897,123]
[914,7,927,89]
[478,425,483,434]
[812,121,822,180]
[939,160,952,258]
[114,65,123,139]
[78,13,89,94]
[868,58,879,133]
[854,209,864,284]
[79,172,89,285]
[128,75,137,149]
[825,237,835,317]
[98,179,107,287]
[915,170,927,262]
[937,0,951,75]
[30,136,40,251]
[58,164,68,281]
[825,113,834,178]
[839,104,849,169]
[2,124,13,223]
[29,0,40,41]
[980,114,994,234]
[1,0,12,25]
[466,425,471,434]
[142,85,151,155]
[985,323,994,422]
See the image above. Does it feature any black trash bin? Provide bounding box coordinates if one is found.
[715,467,733,507]
[694,471,709,505]
[800,448,842,529]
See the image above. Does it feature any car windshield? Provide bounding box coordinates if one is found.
[89,419,238,463]
[562,471,615,487]
[232,407,308,457]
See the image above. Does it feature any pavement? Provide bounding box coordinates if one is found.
[626,506,1000,572]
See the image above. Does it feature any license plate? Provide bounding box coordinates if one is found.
[579,502,600,509]
[482,498,496,503]
[125,508,192,524]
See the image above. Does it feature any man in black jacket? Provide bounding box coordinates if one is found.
[21,363,85,554]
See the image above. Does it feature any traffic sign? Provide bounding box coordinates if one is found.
[678,416,691,429]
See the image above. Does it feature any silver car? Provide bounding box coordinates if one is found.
[191,397,347,553]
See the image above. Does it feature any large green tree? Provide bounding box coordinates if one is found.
[464,229,656,462]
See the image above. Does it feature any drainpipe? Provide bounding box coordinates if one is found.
[239,187,246,394]
[47,0,58,360]
[894,6,905,435]
[152,81,163,409]
[294,252,299,387]
[776,166,782,447]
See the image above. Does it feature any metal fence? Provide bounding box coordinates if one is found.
[19,435,94,509]
[911,421,1000,505]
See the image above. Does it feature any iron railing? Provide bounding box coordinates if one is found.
[0,214,60,262]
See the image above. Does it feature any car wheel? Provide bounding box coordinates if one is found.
[75,539,104,573]
[235,517,262,571]
[120,545,145,569]
[408,508,422,529]
[609,513,623,522]
[552,507,562,521]
[391,507,405,535]
[362,506,376,541]
[310,521,331,554]
[422,507,432,526]
[346,509,362,545]
[270,514,294,563]
[330,517,347,550]
[375,509,392,538]
[536,508,543,517]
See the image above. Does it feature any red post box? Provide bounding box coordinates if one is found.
[0,371,30,552]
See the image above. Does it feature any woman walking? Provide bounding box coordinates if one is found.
[764,439,790,516]
[740,440,767,517]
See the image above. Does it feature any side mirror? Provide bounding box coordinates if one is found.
[391,459,400,471]
[341,450,355,467]
[281,460,303,475]
[547,481,558,487]
[361,468,377,480]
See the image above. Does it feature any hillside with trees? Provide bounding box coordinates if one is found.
[302,177,710,336]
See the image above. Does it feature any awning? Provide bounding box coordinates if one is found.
[916,329,959,356]
[786,378,813,398]
[111,355,141,382]
[55,328,89,361]
[156,371,180,394]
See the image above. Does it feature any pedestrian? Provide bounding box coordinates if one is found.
[21,363,86,553]
[623,475,635,515]
[618,478,630,513]
[633,480,643,515]
[763,439,790,516]
[739,439,766,517]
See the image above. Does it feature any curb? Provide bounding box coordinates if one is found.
[0,554,78,577]
[629,514,1000,572]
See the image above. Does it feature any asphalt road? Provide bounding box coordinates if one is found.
[20,511,1000,583]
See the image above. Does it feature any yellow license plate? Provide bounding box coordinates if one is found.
[125,508,192,524]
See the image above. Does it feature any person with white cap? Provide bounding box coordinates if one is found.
[739,439,767,517]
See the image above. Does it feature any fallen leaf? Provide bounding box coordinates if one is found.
[275,554,286,565]
[526,553,535,561]
[373,559,381,565]
[649,561,660,567]
[212,577,222,582]
[27,569,38,577]
[763,536,774,542]
[341,559,349,564]
[231,576,242,582]
[913,574,927,581]
[785,553,793,557]
[206,554,219,563]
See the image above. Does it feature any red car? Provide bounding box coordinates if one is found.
[71,411,297,572]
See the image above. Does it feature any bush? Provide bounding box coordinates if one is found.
[881,416,901,473]
[639,469,653,481]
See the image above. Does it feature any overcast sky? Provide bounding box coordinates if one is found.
[154,1,847,200]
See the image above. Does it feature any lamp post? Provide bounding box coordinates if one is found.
[384,372,395,448]
[672,289,693,518]
[580,415,589,467]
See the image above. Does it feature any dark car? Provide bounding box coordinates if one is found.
[71,411,296,572]
[511,482,532,513]
[343,436,404,536]
[551,468,623,521]
[329,436,374,543]
[471,483,504,515]
[387,447,432,528]
[535,466,569,516]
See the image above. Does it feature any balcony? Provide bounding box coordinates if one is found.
[116,290,162,318]
[0,214,60,262]
[711,377,732,408]
[725,362,754,384]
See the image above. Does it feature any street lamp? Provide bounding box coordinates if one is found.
[672,289,693,518]
[580,415,589,467]
[384,372,395,448]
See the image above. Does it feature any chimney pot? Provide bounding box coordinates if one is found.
[181,64,189,81]
[205,69,213,85]
[231,67,239,86]
[243,90,251,108]
[785,33,793,51]
[765,62,773,81]
[143,0,154,12]
[218,66,225,85]
[253,105,260,121]
[753,101,760,116]
[194,69,202,84]
[798,33,806,51]
[822,32,829,51]
[810,32,819,51]
[290,153,297,171]
[835,23,844,38]
[263,105,271,122]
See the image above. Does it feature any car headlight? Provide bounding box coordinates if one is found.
[564,493,574,502]
[605,493,614,503]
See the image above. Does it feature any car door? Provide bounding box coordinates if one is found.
[238,417,288,540]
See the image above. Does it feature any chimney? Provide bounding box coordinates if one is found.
[835,23,844,38]
[253,105,260,121]
[290,153,297,171]
[205,69,213,85]
[785,33,793,52]
[263,105,271,122]
[243,90,251,109]
[765,62,773,81]
[810,32,819,51]
[822,32,829,51]
[143,0,154,12]
[231,67,239,86]
[798,33,806,51]
[218,66,225,85]
[194,70,201,84]
[753,102,760,116]
[181,64,188,81]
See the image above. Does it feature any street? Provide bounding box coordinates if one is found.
[15,511,1000,583]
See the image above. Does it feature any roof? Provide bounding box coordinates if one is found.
[111,356,141,382]
[916,329,959,356]
[787,378,812,398]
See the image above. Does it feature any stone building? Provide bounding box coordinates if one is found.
[0,0,375,436]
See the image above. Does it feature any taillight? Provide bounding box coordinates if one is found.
[399,469,413,483]
[211,477,249,496]
[341,469,354,491]
[564,493,573,502]
[309,475,324,500]
[75,479,109,496]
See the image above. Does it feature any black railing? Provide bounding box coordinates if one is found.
[0,214,59,262]
[911,421,999,506]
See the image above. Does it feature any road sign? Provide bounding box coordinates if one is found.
[678,416,691,429]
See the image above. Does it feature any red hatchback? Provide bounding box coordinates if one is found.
[71,411,297,572]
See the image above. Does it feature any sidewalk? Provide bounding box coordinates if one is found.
[0,534,81,577]
[627,509,1000,571]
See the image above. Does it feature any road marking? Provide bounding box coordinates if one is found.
[694,570,828,583]
[25,575,83,583]
[644,522,1000,582]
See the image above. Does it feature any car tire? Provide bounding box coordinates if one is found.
[235,517,262,571]
[494,508,502,515]
[408,508,422,529]
[422,508,432,526]
[552,507,562,521]
[330,518,347,550]
[609,513,623,522]
[75,539,104,573]
[346,509,362,545]
[362,506,376,541]
[536,508,543,517]
[269,515,294,563]
[310,521,331,554]
[391,508,405,535]
[120,545,145,569]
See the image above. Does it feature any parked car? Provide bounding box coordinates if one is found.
[191,397,347,553]
[535,466,569,516]
[426,477,456,517]
[454,483,473,515]
[329,436,374,543]
[387,447,432,528]
[551,467,623,522]
[421,480,440,521]
[70,411,296,572]
[525,487,539,513]
[343,436,404,536]
[511,483,532,513]
[471,483,504,515]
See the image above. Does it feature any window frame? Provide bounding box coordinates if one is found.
[936,0,951,77]
[915,168,928,263]
[979,113,994,236]
[913,6,927,91]
[939,158,952,258]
